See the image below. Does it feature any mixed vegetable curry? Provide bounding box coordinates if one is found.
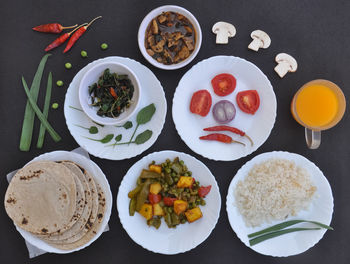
[128,157,211,229]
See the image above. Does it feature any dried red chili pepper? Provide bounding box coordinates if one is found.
[44,23,87,52]
[110,87,118,99]
[203,125,253,146]
[63,16,102,53]
[199,133,245,146]
[33,23,78,33]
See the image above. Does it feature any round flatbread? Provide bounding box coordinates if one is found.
[48,182,106,250]
[4,161,77,235]
[40,161,92,242]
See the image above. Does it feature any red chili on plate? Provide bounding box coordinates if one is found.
[190,90,212,117]
[211,73,236,96]
[198,185,212,197]
[236,90,260,114]
[148,194,161,204]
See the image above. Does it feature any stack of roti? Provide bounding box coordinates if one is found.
[4,160,106,250]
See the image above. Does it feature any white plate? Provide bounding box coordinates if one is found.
[226,151,333,257]
[117,150,221,254]
[15,150,113,254]
[64,56,167,160]
[172,56,276,161]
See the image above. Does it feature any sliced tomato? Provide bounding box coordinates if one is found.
[236,90,260,114]
[190,90,212,117]
[163,197,178,206]
[211,73,236,96]
[198,185,212,197]
[148,194,161,204]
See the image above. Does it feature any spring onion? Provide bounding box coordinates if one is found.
[22,77,61,142]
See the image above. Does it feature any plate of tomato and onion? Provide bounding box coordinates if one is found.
[172,56,276,161]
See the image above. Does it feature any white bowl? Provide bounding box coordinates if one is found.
[79,61,141,126]
[138,5,202,70]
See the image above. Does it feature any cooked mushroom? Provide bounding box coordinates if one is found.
[212,22,236,44]
[151,19,158,34]
[274,53,298,78]
[248,30,271,51]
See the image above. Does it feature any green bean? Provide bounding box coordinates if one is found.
[248,220,333,238]
[129,197,136,216]
[135,180,151,211]
[249,228,322,246]
[128,185,142,198]
[164,212,172,227]
[140,169,161,179]
[171,213,180,225]
[165,174,173,185]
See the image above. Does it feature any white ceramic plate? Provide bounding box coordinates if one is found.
[15,150,113,254]
[64,56,167,160]
[117,150,221,254]
[172,56,276,161]
[226,151,333,257]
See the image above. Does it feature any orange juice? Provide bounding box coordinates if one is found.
[295,84,338,127]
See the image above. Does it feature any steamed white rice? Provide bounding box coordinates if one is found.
[234,158,316,227]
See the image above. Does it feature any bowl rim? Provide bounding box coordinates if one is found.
[78,61,141,125]
[138,5,202,70]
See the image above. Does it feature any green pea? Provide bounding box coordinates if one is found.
[179,160,184,166]
[165,168,171,174]
[81,50,88,57]
[171,172,176,177]
[200,200,206,206]
[166,159,170,163]
[188,171,192,176]
[52,103,59,109]
[56,80,64,87]
[65,62,72,69]
[101,43,108,50]
[181,219,186,224]
[184,172,189,176]
[174,177,179,182]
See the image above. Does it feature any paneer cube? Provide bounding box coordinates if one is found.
[149,165,162,174]
[153,203,164,216]
[139,204,153,220]
[173,200,188,215]
[185,207,203,223]
[150,182,162,195]
[177,176,193,188]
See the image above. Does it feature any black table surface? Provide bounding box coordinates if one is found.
[1,0,349,263]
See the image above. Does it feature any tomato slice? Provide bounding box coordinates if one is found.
[163,197,177,206]
[190,90,212,117]
[236,90,260,114]
[148,194,161,204]
[211,73,236,96]
[198,185,212,197]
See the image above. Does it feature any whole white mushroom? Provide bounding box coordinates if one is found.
[212,22,236,44]
[248,30,271,51]
[274,53,298,78]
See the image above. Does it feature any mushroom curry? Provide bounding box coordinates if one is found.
[145,12,196,65]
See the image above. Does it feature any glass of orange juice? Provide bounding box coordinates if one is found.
[291,79,346,149]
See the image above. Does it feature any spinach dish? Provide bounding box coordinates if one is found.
[89,68,134,118]
[145,11,196,65]
[128,157,211,229]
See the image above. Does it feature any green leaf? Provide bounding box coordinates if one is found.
[100,134,114,143]
[134,130,153,145]
[123,121,133,129]
[115,134,122,142]
[89,126,99,134]
[136,103,156,125]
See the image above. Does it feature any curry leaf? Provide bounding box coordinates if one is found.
[134,130,153,145]
[115,134,122,142]
[123,121,133,129]
[85,134,114,144]
[136,104,156,125]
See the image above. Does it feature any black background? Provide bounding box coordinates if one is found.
[1,0,349,263]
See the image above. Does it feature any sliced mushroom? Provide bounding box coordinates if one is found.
[151,39,165,53]
[151,19,158,34]
[274,53,298,78]
[248,30,271,51]
[183,37,194,51]
[177,45,190,60]
[158,15,166,24]
[212,22,236,44]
